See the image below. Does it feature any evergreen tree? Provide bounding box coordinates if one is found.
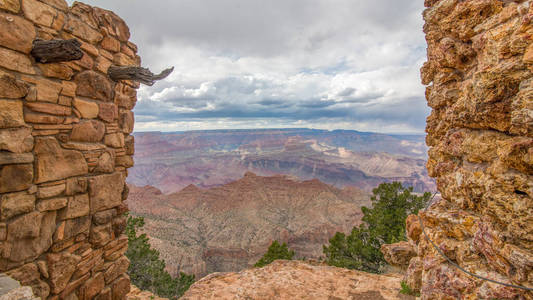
[323,182,430,273]
[125,214,195,299]
[254,240,295,268]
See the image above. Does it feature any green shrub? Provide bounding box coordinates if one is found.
[254,240,295,268]
[323,182,430,273]
[400,281,420,296]
[125,214,195,299]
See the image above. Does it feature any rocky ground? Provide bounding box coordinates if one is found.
[181,260,414,300]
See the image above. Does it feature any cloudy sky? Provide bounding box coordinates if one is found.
[69,0,429,134]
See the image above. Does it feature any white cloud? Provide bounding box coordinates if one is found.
[68,0,429,133]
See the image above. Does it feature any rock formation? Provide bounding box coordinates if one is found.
[0,1,138,299]
[127,173,370,279]
[384,0,533,299]
[129,129,435,194]
[181,260,412,300]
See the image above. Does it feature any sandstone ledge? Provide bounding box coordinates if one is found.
[182,260,414,300]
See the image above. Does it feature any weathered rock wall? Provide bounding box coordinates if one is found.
[397,0,533,299]
[0,1,138,299]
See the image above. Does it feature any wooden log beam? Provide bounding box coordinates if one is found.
[31,39,83,63]
[107,66,174,86]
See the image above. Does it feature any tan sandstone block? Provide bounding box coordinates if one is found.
[47,251,81,294]
[119,111,134,133]
[37,183,66,199]
[34,136,88,183]
[73,98,99,119]
[0,47,35,74]
[0,127,33,153]
[70,120,105,142]
[95,56,112,74]
[0,75,29,98]
[0,13,36,53]
[25,102,71,116]
[61,81,77,97]
[0,100,25,128]
[36,196,68,212]
[0,152,33,165]
[38,63,74,80]
[21,76,63,102]
[0,164,33,193]
[22,0,58,27]
[40,0,68,11]
[111,275,130,299]
[64,17,103,44]
[98,102,118,122]
[104,132,124,148]
[104,256,129,283]
[0,0,20,13]
[59,193,90,220]
[80,272,105,300]
[101,36,120,53]
[7,211,42,239]
[524,44,533,64]
[0,191,35,220]
[88,172,124,213]
[74,70,113,101]
[24,112,65,124]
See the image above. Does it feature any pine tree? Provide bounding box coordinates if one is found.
[125,214,195,299]
[323,182,430,273]
[254,240,295,268]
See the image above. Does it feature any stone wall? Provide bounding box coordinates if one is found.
[392,0,533,299]
[0,1,138,299]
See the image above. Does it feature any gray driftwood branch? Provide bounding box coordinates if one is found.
[31,39,83,63]
[107,66,174,86]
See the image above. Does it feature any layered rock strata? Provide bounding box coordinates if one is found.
[387,0,533,299]
[0,1,138,299]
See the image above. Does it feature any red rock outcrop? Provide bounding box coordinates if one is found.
[0,1,138,299]
[181,260,411,300]
[385,0,533,299]
[127,173,371,279]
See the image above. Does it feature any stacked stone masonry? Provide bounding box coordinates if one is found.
[383,0,533,299]
[0,0,139,299]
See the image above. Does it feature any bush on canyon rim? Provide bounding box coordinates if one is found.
[323,182,430,273]
[254,240,295,267]
[125,214,195,299]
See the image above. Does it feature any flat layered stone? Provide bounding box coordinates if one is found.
[101,36,120,52]
[24,112,65,124]
[0,127,33,153]
[111,275,130,300]
[36,197,68,212]
[104,133,124,148]
[74,71,113,101]
[34,137,88,183]
[73,98,99,119]
[37,183,65,199]
[40,0,68,11]
[94,151,115,173]
[0,100,25,128]
[38,63,74,80]
[90,223,113,248]
[98,102,117,122]
[104,256,129,283]
[0,164,33,193]
[59,193,89,220]
[119,111,134,133]
[65,177,87,195]
[53,215,90,242]
[25,102,71,116]
[0,75,28,99]
[0,0,20,13]
[0,152,34,165]
[47,252,81,294]
[95,56,112,74]
[80,272,105,300]
[21,0,58,27]
[0,47,35,74]
[7,211,41,239]
[88,172,124,213]
[70,120,105,142]
[0,13,35,53]
[6,211,56,262]
[62,142,106,151]
[0,191,35,220]
[93,7,130,42]
[64,17,103,44]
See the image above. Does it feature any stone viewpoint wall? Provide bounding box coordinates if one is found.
[384,0,533,299]
[0,1,138,299]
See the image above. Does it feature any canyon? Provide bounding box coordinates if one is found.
[128,129,436,194]
[127,173,370,279]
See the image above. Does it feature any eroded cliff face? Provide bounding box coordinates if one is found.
[0,1,138,299]
[390,0,533,299]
